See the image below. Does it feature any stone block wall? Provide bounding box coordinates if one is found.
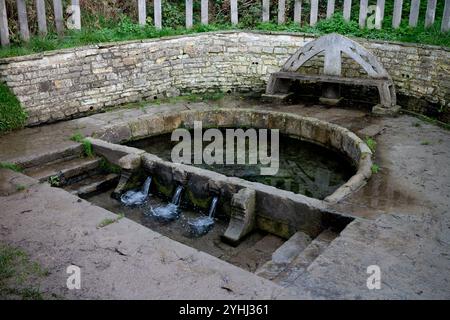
[0,31,448,125]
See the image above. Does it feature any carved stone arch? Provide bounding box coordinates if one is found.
[265,33,398,114]
[282,33,389,79]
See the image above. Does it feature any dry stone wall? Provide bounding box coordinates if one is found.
[0,31,448,125]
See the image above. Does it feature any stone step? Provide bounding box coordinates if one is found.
[16,144,84,169]
[274,229,339,287]
[64,173,119,198]
[255,231,311,280]
[25,157,102,183]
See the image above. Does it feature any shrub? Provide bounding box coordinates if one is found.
[0,83,27,134]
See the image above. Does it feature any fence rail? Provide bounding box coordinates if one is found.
[0,0,449,47]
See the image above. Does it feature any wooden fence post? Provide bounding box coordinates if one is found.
[201,0,208,25]
[359,0,368,28]
[186,0,193,28]
[71,0,81,30]
[294,0,302,24]
[425,0,437,28]
[409,0,421,28]
[278,0,286,25]
[154,0,161,29]
[443,0,450,32]
[343,0,352,22]
[138,0,146,26]
[53,0,64,37]
[262,0,270,22]
[16,0,30,41]
[392,0,403,29]
[326,0,335,19]
[0,0,9,46]
[231,0,238,25]
[375,0,385,29]
[310,0,318,26]
[36,0,48,35]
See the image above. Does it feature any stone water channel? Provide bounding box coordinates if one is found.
[85,126,356,273]
[69,107,373,280]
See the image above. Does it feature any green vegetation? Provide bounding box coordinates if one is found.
[0,162,23,172]
[0,243,48,300]
[97,213,125,229]
[0,2,448,60]
[421,140,431,145]
[402,109,450,131]
[48,175,61,187]
[70,132,84,142]
[99,158,121,175]
[70,132,94,157]
[15,184,26,191]
[0,83,27,134]
[371,164,380,174]
[364,137,377,153]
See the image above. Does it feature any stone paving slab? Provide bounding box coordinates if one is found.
[0,169,295,300]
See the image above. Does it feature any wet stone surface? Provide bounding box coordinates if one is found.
[87,189,285,273]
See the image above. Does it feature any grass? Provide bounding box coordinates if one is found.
[364,137,377,153]
[0,162,23,172]
[0,82,27,134]
[97,213,125,229]
[421,140,431,145]
[0,243,48,300]
[48,175,61,187]
[70,132,94,157]
[371,164,380,174]
[15,184,26,191]
[0,14,448,60]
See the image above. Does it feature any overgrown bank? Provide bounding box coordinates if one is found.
[0,83,27,134]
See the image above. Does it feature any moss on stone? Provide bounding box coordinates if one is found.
[185,188,212,210]
[152,176,174,198]
[256,216,294,239]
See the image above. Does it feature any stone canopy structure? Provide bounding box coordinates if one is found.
[265,33,399,114]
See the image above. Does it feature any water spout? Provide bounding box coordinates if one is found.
[187,196,219,237]
[208,196,219,218]
[150,185,184,221]
[172,185,183,206]
[120,176,152,206]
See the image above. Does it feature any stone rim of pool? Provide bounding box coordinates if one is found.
[86,108,373,241]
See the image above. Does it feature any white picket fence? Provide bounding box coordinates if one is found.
[0,0,449,47]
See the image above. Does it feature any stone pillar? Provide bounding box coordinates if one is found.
[112,154,142,199]
[223,188,256,246]
[320,45,342,105]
